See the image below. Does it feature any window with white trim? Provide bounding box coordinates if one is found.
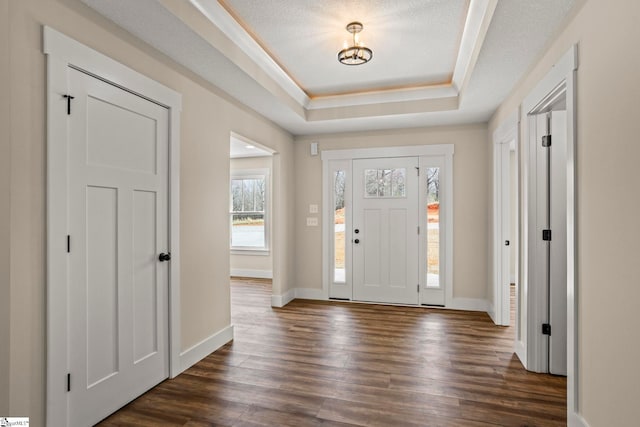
[230,170,269,251]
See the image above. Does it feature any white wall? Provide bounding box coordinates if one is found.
[294,124,489,302]
[489,0,640,424]
[230,156,273,278]
[0,0,11,415]
[1,0,294,424]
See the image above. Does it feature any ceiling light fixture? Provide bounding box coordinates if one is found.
[338,22,373,66]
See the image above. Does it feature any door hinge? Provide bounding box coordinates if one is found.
[67,235,71,253]
[67,373,71,392]
[542,135,552,147]
[542,229,552,241]
[417,226,420,235]
[542,323,551,336]
[415,167,420,176]
[417,284,420,293]
[63,94,75,115]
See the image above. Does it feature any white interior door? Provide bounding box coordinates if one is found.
[549,111,568,376]
[532,111,567,376]
[67,68,170,426]
[352,157,419,304]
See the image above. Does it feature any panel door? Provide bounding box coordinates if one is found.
[67,68,170,426]
[352,157,419,304]
[549,111,568,376]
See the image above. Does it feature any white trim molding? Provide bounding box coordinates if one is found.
[492,109,518,327]
[44,26,182,427]
[179,325,234,373]
[273,287,489,313]
[569,412,590,427]
[231,269,273,279]
[295,288,326,301]
[271,288,295,308]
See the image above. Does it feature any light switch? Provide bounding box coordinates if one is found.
[309,204,318,214]
[306,217,318,226]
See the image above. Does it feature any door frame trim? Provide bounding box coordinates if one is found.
[491,111,519,326]
[521,44,578,419]
[44,26,182,427]
[321,144,454,304]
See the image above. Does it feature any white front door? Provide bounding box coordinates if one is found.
[352,157,419,304]
[67,68,170,426]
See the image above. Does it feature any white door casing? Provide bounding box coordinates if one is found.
[492,111,518,327]
[352,157,420,305]
[67,68,170,426]
[495,140,512,325]
[45,27,182,427]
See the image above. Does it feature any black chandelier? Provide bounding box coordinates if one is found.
[338,22,373,66]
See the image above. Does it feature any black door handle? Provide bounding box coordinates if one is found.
[354,229,360,234]
[354,239,360,244]
[159,252,171,262]
[505,240,510,246]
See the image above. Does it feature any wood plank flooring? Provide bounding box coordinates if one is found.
[98,279,565,426]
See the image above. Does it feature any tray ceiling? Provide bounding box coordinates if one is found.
[80,0,578,135]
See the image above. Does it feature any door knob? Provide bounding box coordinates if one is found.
[354,229,360,234]
[354,239,360,244]
[158,252,171,262]
[505,240,510,246]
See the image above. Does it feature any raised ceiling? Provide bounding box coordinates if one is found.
[219,0,471,97]
[81,0,577,136]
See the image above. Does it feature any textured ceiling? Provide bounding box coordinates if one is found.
[80,0,578,136]
[220,0,469,96]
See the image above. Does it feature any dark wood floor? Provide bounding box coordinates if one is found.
[99,280,565,426]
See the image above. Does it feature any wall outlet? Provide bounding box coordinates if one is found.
[306,217,318,226]
[309,204,318,213]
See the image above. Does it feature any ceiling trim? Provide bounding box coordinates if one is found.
[452,0,498,94]
[189,0,310,107]
[189,0,497,118]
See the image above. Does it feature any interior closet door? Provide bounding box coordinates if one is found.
[67,67,170,426]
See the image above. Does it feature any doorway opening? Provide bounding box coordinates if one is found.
[229,132,275,309]
[519,45,578,419]
[492,112,519,328]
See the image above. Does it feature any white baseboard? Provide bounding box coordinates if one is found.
[487,302,497,324]
[295,288,325,300]
[514,339,527,369]
[179,324,234,373]
[271,288,295,308]
[270,289,488,314]
[448,297,488,312]
[231,269,273,279]
[569,412,590,427]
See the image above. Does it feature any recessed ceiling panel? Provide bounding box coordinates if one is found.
[220,0,469,97]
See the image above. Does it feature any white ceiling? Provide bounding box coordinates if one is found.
[81,0,577,136]
[230,133,273,158]
[219,0,469,96]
